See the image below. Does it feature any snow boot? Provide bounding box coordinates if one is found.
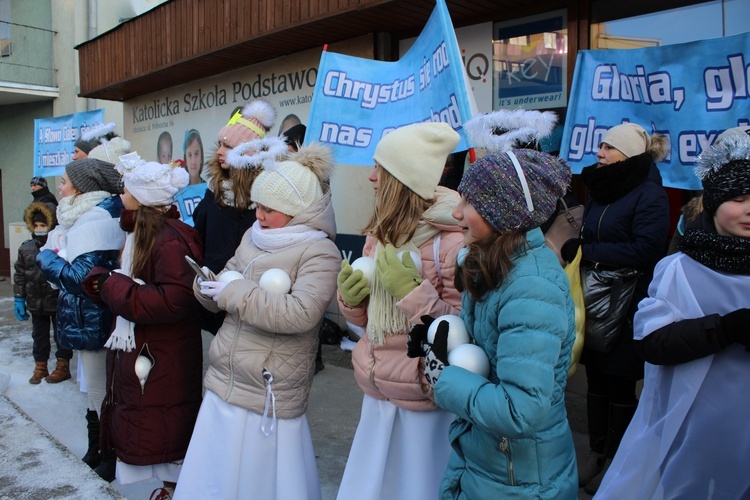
[29,361,49,384]
[578,392,608,486]
[82,410,101,469]
[95,449,117,482]
[584,401,638,495]
[45,358,71,383]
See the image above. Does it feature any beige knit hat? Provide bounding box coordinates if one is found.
[372,122,459,200]
[251,143,334,218]
[600,123,650,158]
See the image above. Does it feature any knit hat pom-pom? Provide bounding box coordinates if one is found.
[170,165,190,190]
[242,100,276,128]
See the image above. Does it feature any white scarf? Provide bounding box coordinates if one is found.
[56,191,111,228]
[103,233,144,352]
[250,220,327,251]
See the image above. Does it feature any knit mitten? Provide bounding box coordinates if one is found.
[337,260,370,307]
[376,244,422,301]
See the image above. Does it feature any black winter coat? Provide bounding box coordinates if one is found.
[578,153,670,379]
[14,237,58,314]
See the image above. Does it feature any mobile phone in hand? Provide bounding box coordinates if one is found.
[185,255,209,281]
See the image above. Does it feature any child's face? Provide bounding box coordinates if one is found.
[714,194,750,238]
[58,172,77,198]
[368,164,382,198]
[33,222,48,232]
[452,197,493,245]
[121,186,141,211]
[158,141,172,164]
[185,139,202,179]
[255,203,292,229]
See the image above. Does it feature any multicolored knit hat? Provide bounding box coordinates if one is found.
[458,149,571,233]
[695,133,750,215]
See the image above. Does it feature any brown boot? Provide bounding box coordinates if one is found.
[29,361,49,384]
[45,358,71,383]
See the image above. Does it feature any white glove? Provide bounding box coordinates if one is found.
[200,280,227,302]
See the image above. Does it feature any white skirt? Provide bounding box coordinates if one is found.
[337,395,454,500]
[117,460,182,485]
[173,390,321,500]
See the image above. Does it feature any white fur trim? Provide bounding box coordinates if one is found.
[464,109,557,153]
[225,136,288,169]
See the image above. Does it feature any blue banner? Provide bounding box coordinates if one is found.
[174,183,207,227]
[33,109,105,177]
[560,32,750,190]
[306,0,475,166]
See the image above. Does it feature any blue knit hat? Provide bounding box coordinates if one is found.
[458,149,571,232]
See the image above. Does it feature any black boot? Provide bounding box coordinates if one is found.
[584,401,638,495]
[578,392,608,486]
[314,339,324,374]
[82,410,101,469]
[94,448,117,482]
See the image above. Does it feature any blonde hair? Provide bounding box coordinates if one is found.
[206,149,261,211]
[361,165,433,245]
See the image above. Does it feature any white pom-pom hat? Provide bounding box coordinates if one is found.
[116,152,189,207]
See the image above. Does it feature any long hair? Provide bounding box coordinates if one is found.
[184,129,204,180]
[455,230,527,300]
[361,165,433,246]
[130,206,168,279]
[206,149,261,211]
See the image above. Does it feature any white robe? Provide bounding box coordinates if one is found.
[597,253,750,499]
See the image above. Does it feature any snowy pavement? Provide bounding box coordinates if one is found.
[0,277,362,499]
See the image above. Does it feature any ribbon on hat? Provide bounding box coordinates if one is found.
[115,152,145,174]
[506,151,535,213]
[227,109,266,138]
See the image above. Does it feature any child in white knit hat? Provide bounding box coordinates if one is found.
[175,142,340,500]
[336,122,466,500]
[81,153,203,497]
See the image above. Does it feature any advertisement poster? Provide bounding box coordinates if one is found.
[33,109,105,177]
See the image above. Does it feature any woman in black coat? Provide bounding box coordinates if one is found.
[561,123,670,494]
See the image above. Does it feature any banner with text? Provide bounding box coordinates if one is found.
[560,32,750,190]
[33,109,105,177]
[174,183,207,227]
[306,0,476,166]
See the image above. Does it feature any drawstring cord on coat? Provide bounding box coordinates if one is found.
[261,369,276,436]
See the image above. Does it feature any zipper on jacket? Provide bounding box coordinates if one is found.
[499,436,515,486]
[224,319,243,400]
[368,339,379,389]
[596,204,610,242]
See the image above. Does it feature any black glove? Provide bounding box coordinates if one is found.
[407,315,436,358]
[424,320,450,387]
[721,308,750,347]
[560,238,583,263]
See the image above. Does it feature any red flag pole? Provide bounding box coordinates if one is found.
[468,147,476,163]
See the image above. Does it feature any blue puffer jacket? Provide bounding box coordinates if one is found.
[37,196,124,351]
[435,229,577,499]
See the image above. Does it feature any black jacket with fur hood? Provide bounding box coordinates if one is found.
[13,202,58,314]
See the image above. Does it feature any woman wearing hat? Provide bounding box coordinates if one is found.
[596,133,750,498]
[417,148,578,498]
[35,157,126,478]
[83,154,203,498]
[175,143,340,499]
[191,100,276,333]
[336,122,465,500]
[560,122,670,493]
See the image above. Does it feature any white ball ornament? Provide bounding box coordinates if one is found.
[427,314,470,352]
[134,355,153,391]
[448,343,491,378]
[397,250,422,275]
[218,270,244,283]
[350,256,375,282]
[259,268,292,294]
